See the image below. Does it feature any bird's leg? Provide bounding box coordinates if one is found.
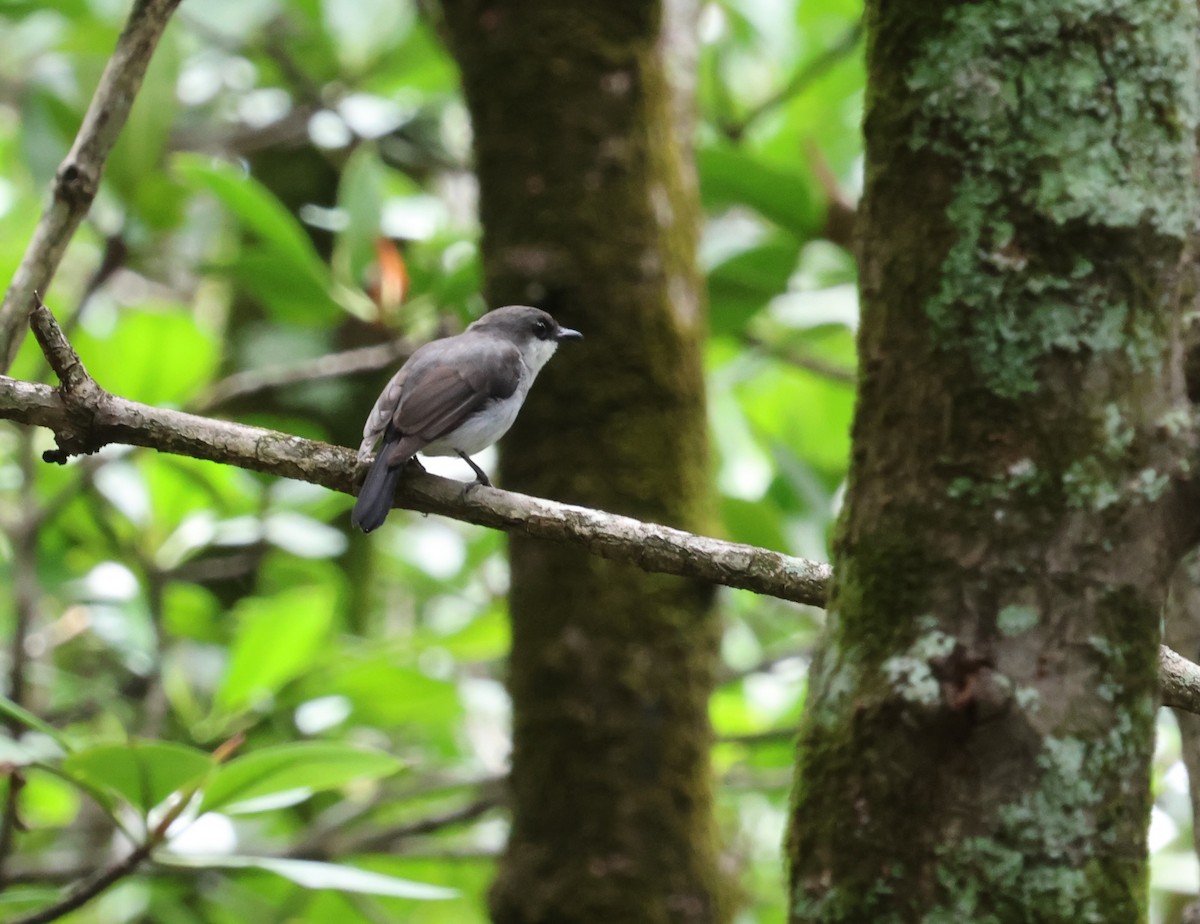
[456,451,492,487]
[405,456,427,475]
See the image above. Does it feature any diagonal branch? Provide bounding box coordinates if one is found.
[5,305,833,606]
[193,339,412,412]
[3,304,1200,715]
[0,0,184,371]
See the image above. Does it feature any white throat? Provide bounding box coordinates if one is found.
[519,337,560,378]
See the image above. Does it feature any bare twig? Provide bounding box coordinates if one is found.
[806,141,857,250]
[194,339,412,412]
[0,0,184,371]
[8,777,193,924]
[9,836,159,924]
[0,428,47,883]
[292,791,504,860]
[743,334,855,385]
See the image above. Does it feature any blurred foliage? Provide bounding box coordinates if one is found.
[0,1,1192,923]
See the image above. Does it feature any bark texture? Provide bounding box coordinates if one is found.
[787,2,1200,921]
[440,2,726,922]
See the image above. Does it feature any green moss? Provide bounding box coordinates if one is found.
[930,732,1144,922]
[831,524,939,670]
[909,0,1199,398]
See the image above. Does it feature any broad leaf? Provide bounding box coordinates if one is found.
[62,740,213,812]
[215,585,336,714]
[160,854,457,900]
[699,145,821,239]
[199,742,402,814]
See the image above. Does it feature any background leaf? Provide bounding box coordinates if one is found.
[62,741,213,813]
[199,742,402,814]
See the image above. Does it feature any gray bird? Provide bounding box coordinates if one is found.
[351,305,583,532]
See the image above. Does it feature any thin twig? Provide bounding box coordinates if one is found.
[743,334,856,385]
[9,837,159,924]
[0,431,45,883]
[721,22,864,142]
[194,340,412,412]
[9,784,190,924]
[0,0,183,371]
[291,792,504,861]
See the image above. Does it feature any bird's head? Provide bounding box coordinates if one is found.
[469,305,583,371]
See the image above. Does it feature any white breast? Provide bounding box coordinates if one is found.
[421,391,527,457]
[420,337,558,458]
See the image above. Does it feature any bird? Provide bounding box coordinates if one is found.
[350,305,583,533]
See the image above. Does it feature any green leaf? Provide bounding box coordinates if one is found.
[708,236,801,336]
[334,144,386,287]
[225,247,341,325]
[72,308,219,406]
[160,855,457,900]
[0,693,72,751]
[175,154,327,275]
[721,496,790,552]
[62,741,213,812]
[215,585,336,714]
[699,145,821,239]
[199,742,402,815]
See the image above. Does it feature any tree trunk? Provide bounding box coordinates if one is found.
[440,3,726,923]
[787,2,1200,921]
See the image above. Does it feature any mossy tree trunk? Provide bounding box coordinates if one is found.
[787,2,1200,921]
[440,3,725,923]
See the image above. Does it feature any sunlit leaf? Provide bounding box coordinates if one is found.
[0,694,72,751]
[160,854,457,899]
[699,145,822,239]
[73,308,220,406]
[199,742,402,814]
[708,236,801,336]
[215,585,336,714]
[62,740,213,812]
[175,154,328,275]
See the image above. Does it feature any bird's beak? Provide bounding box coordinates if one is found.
[556,326,583,342]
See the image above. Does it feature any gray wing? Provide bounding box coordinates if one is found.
[358,334,522,464]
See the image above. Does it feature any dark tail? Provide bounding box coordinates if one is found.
[351,449,403,533]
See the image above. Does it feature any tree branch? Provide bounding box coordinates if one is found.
[1161,645,1200,712]
[4,306,833,606]
[4,305,1200,717]
[0,0,184,371]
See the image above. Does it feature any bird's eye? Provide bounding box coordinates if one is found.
[533,319,550,338]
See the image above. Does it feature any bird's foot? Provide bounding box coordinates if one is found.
[457,451,492,488]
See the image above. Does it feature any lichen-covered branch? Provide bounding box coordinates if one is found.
[2,310,832,608]
[1161,645,1200,712]
[4,305,1200,717]
[0,0,183,371]
[4,364,1200,714]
